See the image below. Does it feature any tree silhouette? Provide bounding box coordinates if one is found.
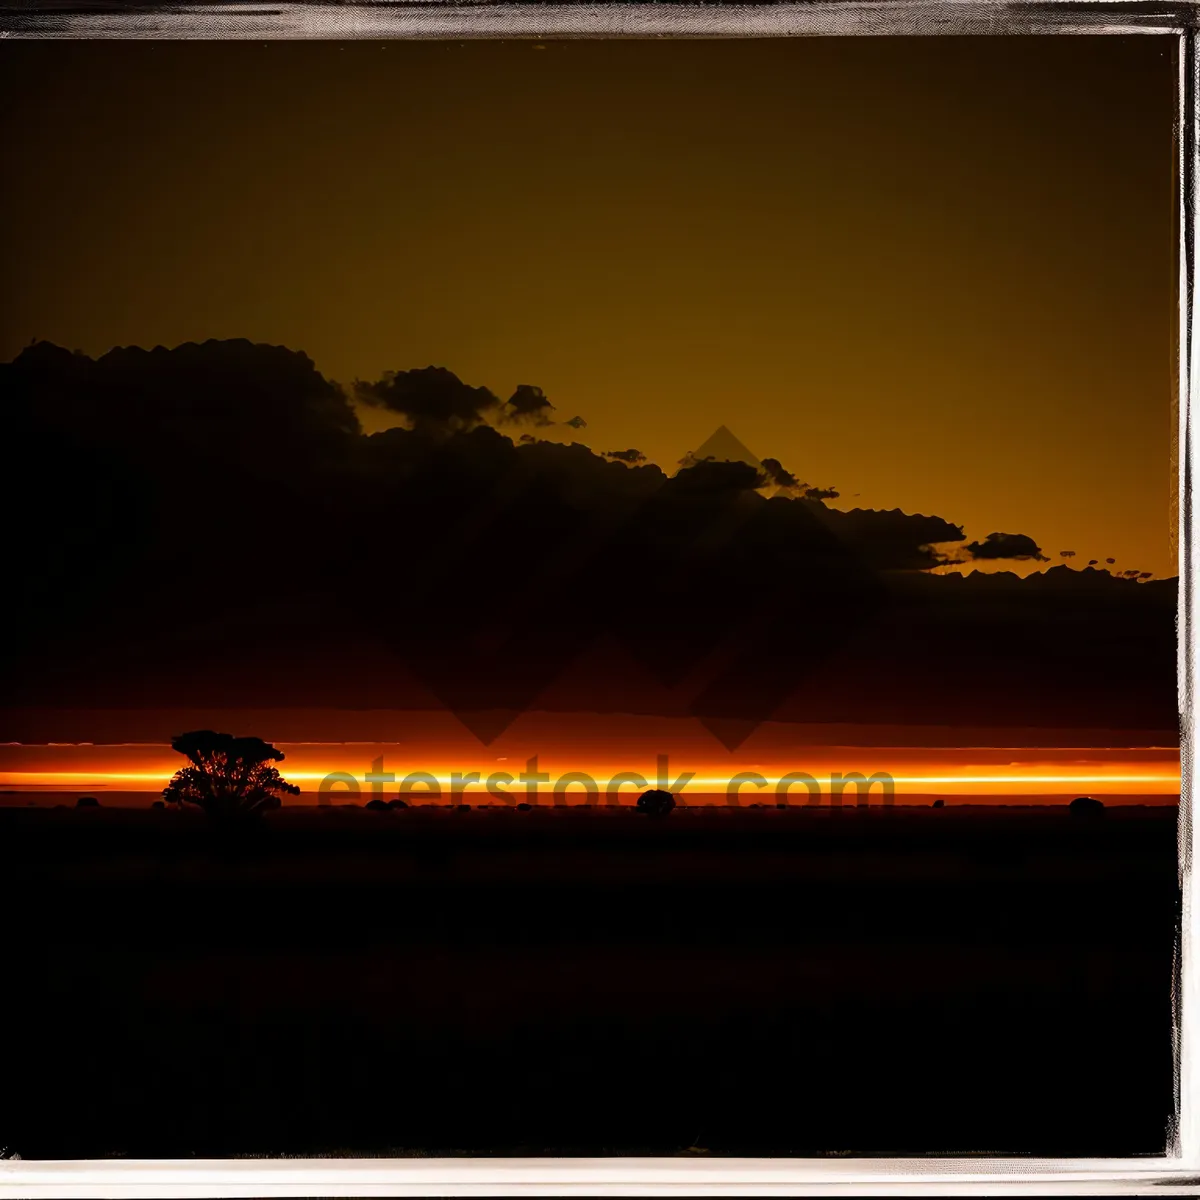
[162,730,299,822]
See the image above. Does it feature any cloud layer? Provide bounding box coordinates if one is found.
[0,340,1175,740]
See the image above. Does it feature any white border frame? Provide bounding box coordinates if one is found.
[1,1155,1199,1195]
[0,2,1196,1192]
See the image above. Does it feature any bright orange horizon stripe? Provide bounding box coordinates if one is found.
[0,770,1183,793]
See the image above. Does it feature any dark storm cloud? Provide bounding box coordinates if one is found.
[355,371,580,436]
[821,508,966,571]
[11,337,357,434]
[353,366,501,435]
[965,532,1050,562]
[744,457,843,504]
[0,341,1103,591]
[1,338,1175,735]
[0,339,1057,588]
[760,457,799,490]
[669,459,766,494]
[502,384,555,426]
[1,338,361,480]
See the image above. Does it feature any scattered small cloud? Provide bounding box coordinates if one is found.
[760,456,799,490]
[965,532,1049,562]
[502,384,555,427]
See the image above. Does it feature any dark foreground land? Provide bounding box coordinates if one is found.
[0,804,1180,1159]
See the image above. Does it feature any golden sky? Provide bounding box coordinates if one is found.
[0,36,1178,577]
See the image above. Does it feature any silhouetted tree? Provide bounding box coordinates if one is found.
[365,798,389,811]
[1069,795,1105,817]
[636,788,676,817]
[76,795,100,808]
[162,730,299,823]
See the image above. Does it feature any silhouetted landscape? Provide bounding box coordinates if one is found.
[0,799,1180,1157]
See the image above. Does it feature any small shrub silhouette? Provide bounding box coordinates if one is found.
[151,799,165,810]
[932,799,945,809]
[365,798,389,811]
[636,789,676,818]
[387,798,408,810]
[1070,796,1105,817]
[517,802,533,811]
[76,796,100,808]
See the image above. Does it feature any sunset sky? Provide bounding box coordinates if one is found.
[0,35,1178,578]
